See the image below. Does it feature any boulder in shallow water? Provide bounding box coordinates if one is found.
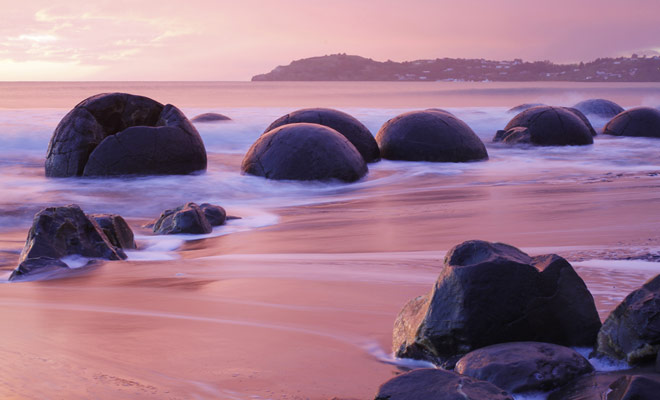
[455,341,594,393]
[495,106,594,146]
[596,274,660,364]
[242,123,368,182]
[374,368,513,400]
[573,98,624,119]
[264,108,380,163]
[90,214,136,250]
[393,240,601,367]
[153,202,213,235]
[191,112,232,122]
[565,107,598,136]
[45,93,207,177]
[9,257,70,281]
[375,110,488,162]
[603,107,660,138]
[199,203,226,226]
[548,372,660,400]
[507,103,546,113]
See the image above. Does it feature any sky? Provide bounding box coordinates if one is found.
[1,0,659,81]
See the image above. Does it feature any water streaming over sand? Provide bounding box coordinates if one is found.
[1,82,660,399]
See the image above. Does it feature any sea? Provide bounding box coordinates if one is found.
[0,81,660,399]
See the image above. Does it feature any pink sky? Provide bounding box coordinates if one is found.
[1,0,659,81]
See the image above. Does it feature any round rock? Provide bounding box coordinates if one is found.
[45,93,207,177]
[191,112,232,122]
[573,99,624,118]
[603,107,660,138]
[242,123,368,182]
[264,108,380,163]
[455,342,594,393]
[376,110,488,162]
[374,368,513,400]
[508,103,546,113]
[494,106,594,146]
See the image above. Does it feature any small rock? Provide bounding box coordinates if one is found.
[91,214,136,249]
[153,203,213,235]
[191,112,232,122]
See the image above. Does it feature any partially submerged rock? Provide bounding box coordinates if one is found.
[455,342,594,393]
[376,110,488,162]
[199,203,226,226]
[242,123,368,182]
[596,274,660,364]
[264,108,380,163]
[393,240,601,366]
[495,106,594,146]
[374,368,513,400]
[8,257,70,281]
[548,372,660,400]
[153,203,213,235]
[603,107,660,138]
[507,103,546,113]
[565,106,598,136]
[191,112,232,122]
[574,98,624,119]
[45,92,207,177]
[91,214,136,250]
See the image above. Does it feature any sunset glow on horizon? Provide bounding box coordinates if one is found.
[1,0,659,81]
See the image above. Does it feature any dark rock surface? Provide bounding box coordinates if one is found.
[603,107,660,138]
[8,257,70,281]
[376,110,488,162]
[45,93,207,177]
[508,103,546,113]
[264,108,380,163]
[191,112,231,122]
[455,341,594,393]
[199,203,226,226]
[574,98,625,118]
[153,203,213,235]
[393,240,601,366]
[90,214,136,250]
[565,107,598,136]
[426,108,455,116]
[596,274,660,364]
[548,371,660,400]
[242,123,368,182]
[495,106,594,145]
[374,368,513,400]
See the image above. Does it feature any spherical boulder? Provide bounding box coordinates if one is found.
[191,112,231,123]
[374,368,513,400]
[494,106,594,145]
[574,98,624,118]
[376,110,488,162]
[242,123,368,182]
[264,108,380,163]
[603,107,660,138]
[393,240,601,367]
[455,342,594,393]
[45,93,207,177]
[565,107,598,136]
[507,103,546,113]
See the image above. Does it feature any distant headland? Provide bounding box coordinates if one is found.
[252,53,660,82]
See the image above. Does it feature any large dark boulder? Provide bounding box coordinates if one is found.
[374,368,513,400]
[596,274,660,364]
[8,205,126,281]
[264,108,380,163]
[375,110,488,162]
[45,93,207,177]
[574,98,625,118]
[242,123,368,182]
[494,106,594,145]
[507,103,546,113]
[565,107,598,136]
[548,372,660,400]
[90,214,136,250]
[153,202,213,235]
[393,240,601,367]
[455,342,594,393]
[191,112,231,122]
[603,107,660,138]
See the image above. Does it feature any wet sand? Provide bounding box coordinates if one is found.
[1,171,659,399]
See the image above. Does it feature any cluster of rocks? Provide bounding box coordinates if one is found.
[374,239,660,399]
[8,202,233,281]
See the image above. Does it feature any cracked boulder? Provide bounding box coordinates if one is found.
[565,107,598,136]
[9,205,128,281]
[153,202,219,235]
[264,108,380,163]
[374,368,513,400]
[574,98,624,119]
[45,92,207,177]
[596,274,660,364]
[494,106,594,145]
[455,342,594,394]
[393,240,601,367]
[603,107,660,138]
[376,110,488,162]
[242,122,368,182]
[90,214,137,250]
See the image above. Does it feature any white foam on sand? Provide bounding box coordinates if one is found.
[60,254,91,269]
